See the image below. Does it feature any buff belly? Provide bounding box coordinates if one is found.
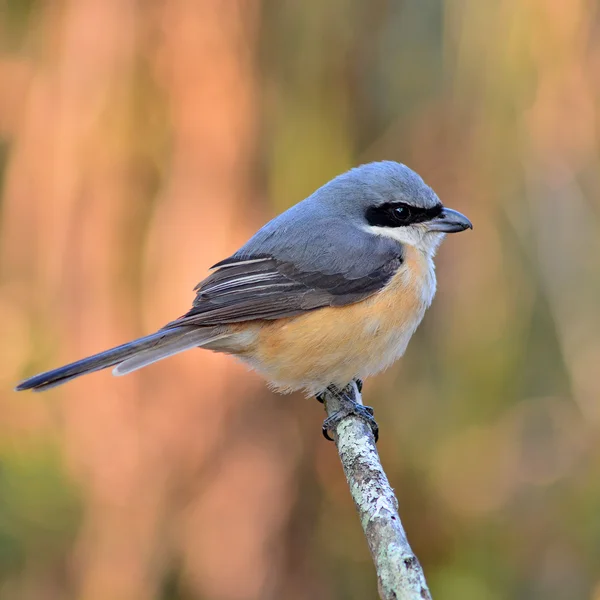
[224,247,436,395]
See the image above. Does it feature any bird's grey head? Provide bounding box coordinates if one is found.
[314,161,472,256]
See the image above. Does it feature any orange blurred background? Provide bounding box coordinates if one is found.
[2,1,600,599]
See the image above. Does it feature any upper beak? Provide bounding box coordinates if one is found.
[426,207,472,233]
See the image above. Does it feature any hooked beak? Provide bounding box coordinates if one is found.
[426,207,472,233]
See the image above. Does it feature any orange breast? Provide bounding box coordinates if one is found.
[233,246,436,395]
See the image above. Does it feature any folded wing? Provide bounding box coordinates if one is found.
[163,252,403,328]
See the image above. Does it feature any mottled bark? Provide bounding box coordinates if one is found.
[322,383,432,600]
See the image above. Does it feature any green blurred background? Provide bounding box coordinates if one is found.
[2,1,600,599]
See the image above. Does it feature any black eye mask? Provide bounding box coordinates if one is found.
[365,202,443,228]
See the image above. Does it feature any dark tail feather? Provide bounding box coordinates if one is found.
[15,326,222,392]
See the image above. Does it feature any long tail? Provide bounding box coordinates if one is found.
[15,326,226,392]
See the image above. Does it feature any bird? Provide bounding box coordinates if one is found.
[15,161,471,438]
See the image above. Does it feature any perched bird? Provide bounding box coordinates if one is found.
[16,161,471,437]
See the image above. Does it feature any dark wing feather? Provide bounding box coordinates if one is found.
[163,252,403,328]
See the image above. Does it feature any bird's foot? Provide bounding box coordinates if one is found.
[320,383,378,443]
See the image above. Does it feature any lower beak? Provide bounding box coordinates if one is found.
[426,208,472,233]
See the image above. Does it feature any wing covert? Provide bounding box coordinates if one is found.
[163,251,403,328]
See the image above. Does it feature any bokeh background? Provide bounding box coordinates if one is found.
[1,1,600,599]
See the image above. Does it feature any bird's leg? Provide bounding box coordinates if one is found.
[320,382,379,443]
[315,378,363,403]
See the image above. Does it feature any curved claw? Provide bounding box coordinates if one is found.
[322,424,335,441]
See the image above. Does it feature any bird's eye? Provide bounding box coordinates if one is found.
[394,205,411,221]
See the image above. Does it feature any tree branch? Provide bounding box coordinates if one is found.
[322,382,432,600]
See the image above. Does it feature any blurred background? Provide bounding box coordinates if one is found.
[1,1,600,599]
